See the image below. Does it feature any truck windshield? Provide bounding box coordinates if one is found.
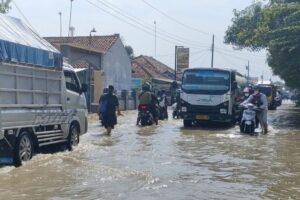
[182,70,230,94]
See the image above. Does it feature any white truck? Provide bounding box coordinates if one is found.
[180,68,246,127]
[0,15,88,165]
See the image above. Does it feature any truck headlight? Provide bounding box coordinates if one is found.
[181,107,187,112]
[220,108,227,114]
[0,130,4,140]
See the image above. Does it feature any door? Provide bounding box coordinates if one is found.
[64,70,87,134]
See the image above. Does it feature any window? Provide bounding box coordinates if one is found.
[64,71,80,94]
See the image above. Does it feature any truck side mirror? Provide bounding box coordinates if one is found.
[81,83,88,93]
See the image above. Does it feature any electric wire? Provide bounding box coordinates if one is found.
[96,0,209,47]
[86,0,208,50]
[140,0,211,36]
[12,0,37,32]
[190,49,211,64]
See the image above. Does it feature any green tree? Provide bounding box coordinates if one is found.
[125,45,134,59]
[225,1,300,90]
[0,0,12,14]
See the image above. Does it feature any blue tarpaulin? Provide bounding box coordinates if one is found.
[0,14,62,68]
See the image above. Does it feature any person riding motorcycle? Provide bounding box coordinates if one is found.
[137,83,158,125]
[242,86,268,134]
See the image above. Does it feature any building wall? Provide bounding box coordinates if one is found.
[60,46,101,68]
[94,70,104,103]
[102,38,132,92]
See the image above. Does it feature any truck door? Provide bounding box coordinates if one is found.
[63,70,87,133]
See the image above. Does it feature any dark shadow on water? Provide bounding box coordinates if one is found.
[38,144,69,154]
[180,122,235,131]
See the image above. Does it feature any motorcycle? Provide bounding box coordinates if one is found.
[157,96,168,120]
[137,104,154,126]
[240,103,257,135]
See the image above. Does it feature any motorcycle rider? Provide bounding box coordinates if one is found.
[242,86,268,134]
[137,83,158,125]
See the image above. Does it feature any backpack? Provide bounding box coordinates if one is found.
[99,95,108,113]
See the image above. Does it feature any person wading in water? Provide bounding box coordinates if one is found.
[99,85,122,135]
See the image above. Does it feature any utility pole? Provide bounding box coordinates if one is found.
[68,0,74,37]
[58,12,62,37]
[154,21,157,58]
[211,34,215,68]
[246,60,250,85]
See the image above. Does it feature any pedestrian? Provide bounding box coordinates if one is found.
[98,85,122,135]
[242,86,268,134]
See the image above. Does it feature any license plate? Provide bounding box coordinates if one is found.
[196,115,209,120]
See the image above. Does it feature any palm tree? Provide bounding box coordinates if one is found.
[0,0,12,14]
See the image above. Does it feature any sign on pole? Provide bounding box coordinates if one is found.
[176,47,189,73]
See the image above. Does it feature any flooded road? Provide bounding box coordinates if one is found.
[0,103,299,200]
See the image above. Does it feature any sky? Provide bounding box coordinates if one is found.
[9,0,279,81]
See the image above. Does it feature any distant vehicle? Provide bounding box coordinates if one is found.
[0,15,88,166]
[256,84,280,110]
[180,68,247,127]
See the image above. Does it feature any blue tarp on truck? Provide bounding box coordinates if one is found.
[0,14,62,68]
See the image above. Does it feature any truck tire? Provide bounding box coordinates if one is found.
[67,124,79,151]
[14,131,34,166]
[183,120,192,127]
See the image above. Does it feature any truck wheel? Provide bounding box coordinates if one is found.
[183,120,192,127]
[67,124,79,151]
[14,131,33,166]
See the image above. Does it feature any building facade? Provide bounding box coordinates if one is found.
[45,34,132,112]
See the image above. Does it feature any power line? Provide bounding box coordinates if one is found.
[215,49,264,74]
[85,0,209,50]
[12,0,37,32]
[156,48,210,58]
[216,50,241,69]
[190,50,210,65]
[140,0,211,36]
[97,0,209,47]
[91,0,208,49]
[214,36,266,59]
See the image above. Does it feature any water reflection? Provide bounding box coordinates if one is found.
[0,104,299,199]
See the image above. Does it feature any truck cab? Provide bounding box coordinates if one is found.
[180,68,246,127]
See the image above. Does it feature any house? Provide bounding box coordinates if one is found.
[132,55,176,80]
[131,55,179,93]
[45,34,132,111]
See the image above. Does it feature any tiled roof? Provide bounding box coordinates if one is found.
[131,55,177,80]
[71,59,99,70]
[44,34,119,54]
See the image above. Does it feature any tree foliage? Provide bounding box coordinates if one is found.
[125,45,134,59]
[225,0,300,89]
[0,0,12,14]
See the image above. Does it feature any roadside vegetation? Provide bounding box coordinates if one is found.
[225,0,300,104]
[0,0,11,14]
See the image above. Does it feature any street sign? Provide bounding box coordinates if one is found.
[176,47,189,72]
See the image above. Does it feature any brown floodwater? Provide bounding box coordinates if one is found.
[0,102,299,200]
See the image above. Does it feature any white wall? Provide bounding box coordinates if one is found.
[102,38,132,92]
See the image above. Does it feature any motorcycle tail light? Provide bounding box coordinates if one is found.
[139,104,148,111]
